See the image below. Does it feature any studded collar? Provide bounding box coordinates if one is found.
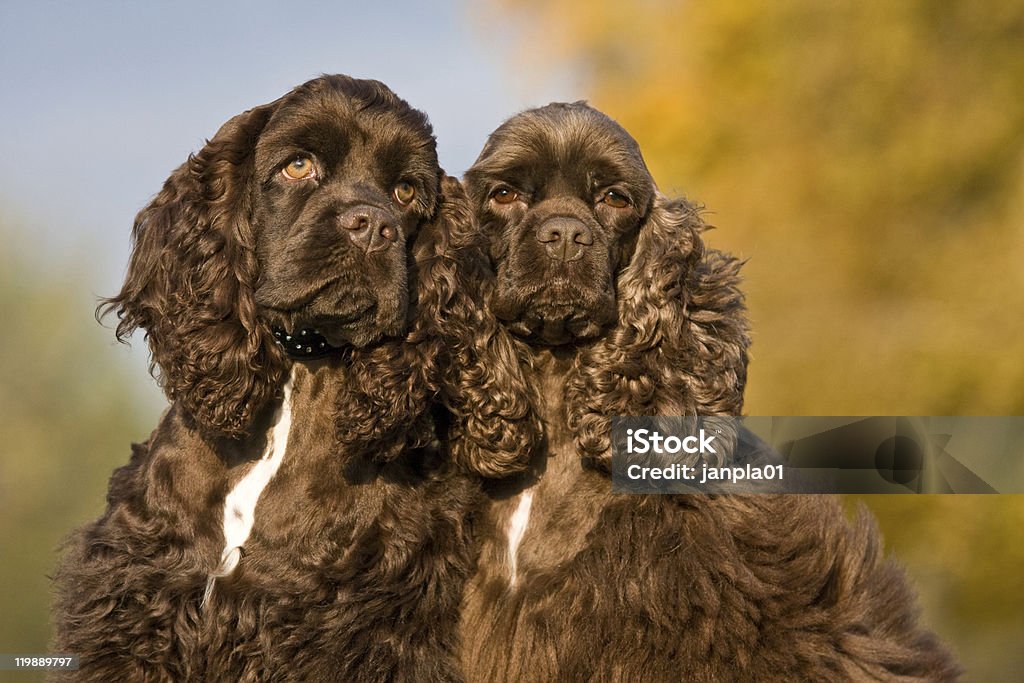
[271,327,340,360]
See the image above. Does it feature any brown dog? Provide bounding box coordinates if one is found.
[52,75,538,682]
[457,102,959,682]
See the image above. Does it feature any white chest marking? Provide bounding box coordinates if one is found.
[506,490,534,587]
[202,372,294,606]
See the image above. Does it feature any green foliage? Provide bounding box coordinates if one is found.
[0,219,158,664]
[484,1,1024,677]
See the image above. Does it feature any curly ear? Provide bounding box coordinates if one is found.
[335,175,541,474]
[99,103,287,439]
[428,176,542,477]
[567,194,749,469]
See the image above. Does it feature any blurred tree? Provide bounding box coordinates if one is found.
[484,0,1024,415]
[0,217,157,670]
[478,0,1024,678]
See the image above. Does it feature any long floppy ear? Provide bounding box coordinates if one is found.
[429,176,542,477]
[566,194,749,470]
[99,102,287,439]
[335,175,542,474]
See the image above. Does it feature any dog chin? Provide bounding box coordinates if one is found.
[493,281,615,345]
[502,304,607,345]
[321,326,379,348]
[310,308,405,348]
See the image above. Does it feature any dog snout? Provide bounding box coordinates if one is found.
[536,218,593,262]
[338,206,398,253]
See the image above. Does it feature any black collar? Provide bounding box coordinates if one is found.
[272,327,340,360]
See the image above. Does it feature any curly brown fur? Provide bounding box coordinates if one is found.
[335,176,542,474]
[52,75,538,682]
[98,99,287,439]
[457,102,960,681]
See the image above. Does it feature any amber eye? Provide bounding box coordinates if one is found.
[282,156,316,180]
[491,187,519,205]
[393,182,416,206]
[602,190,630,208]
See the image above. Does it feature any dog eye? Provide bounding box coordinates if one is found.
[393,182,416,206]
[491,187,519,205]
[602,190,630,209]
[282,156,316,180]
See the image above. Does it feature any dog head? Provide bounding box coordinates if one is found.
[465,102,656,345]
[466,102,749,469]
[251,75,441,348]
[102,75,442,438]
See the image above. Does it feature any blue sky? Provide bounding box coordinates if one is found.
[0,1,581,411]
[0,1,579,283]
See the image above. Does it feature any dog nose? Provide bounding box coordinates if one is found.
[338,206,398,253]
[536,218,594,262]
